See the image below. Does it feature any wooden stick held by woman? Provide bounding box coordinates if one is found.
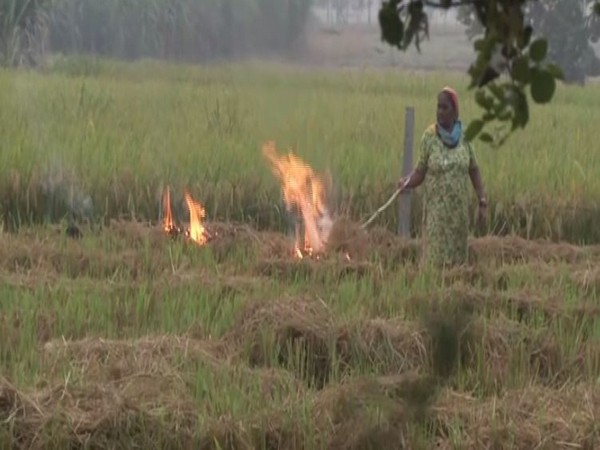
[360,177,411,230]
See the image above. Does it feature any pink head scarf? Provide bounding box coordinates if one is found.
[441,86,459,116]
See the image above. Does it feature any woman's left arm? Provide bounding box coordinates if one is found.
[469,165,487,206]
[466,143,487,206]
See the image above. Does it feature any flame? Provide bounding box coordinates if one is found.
[162,186,179,235]
[161,186,208,245]
[262,141,333,258]
[184,188,208,245]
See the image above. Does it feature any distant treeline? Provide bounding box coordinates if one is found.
[42,0,314,61]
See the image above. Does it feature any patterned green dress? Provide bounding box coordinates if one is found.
[415,124,477,268]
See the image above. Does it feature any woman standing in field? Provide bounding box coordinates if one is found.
[398,87,487,268]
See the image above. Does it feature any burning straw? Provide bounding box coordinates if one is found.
[262,141,334,258]
[161,185,210,245]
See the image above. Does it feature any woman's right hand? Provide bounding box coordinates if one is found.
[398,176,410,189]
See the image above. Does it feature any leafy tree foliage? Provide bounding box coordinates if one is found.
[378,0,600,146]
[458,0,600,86]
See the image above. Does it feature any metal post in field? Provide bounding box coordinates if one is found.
[398,106,415,237]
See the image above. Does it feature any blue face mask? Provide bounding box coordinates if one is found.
[437,120,462,147]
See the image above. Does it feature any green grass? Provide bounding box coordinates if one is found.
[0,57,599,242]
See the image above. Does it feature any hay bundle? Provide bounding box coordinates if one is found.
[434,385,600,449]
[0,378,44,444]
[0,373,199,448]
[252,231,299,259]
[199,405,309,450]
[203,221,269,261]
[253,256,374,281]
[336,318,429,373]
[465,318,595,388]
[325,217,370,260]
[401,285,485,319]
[312,373,439,449]
[226,296,338,389]
[469,235,594,264]
[107,219,164,245]
[10,334,310,447]
[366,226,420,265]
[571,266,600,293]
[499,290,556,321]
[41,335,225,381]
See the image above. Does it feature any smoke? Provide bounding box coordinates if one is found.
[317,211,334,244]
[40,159,94,222]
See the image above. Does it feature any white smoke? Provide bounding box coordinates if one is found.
[40,160,94,221]
[317,210,334,244]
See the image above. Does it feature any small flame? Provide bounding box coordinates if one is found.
[262,141,333,258]
[161,186,208,246]
[162,186,179,235]
[184,189,208,245]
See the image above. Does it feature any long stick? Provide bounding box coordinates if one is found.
[360,178,411,229]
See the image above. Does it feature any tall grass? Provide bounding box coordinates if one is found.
[1,57,600,242]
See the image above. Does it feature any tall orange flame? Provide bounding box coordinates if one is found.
[184,188,208,245]
[262,141,333,257]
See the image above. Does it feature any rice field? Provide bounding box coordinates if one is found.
[1,56,599,241]
[1,57,600,449]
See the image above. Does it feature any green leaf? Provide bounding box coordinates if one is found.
[497,109,512,121]
[468,65,483,89]
[529,38,548,62]
[479,132,494,143]
[545,63,564,81]
[469,36,499,88]
[518,25,533,49]
[493,100,506,116]
[594,2,600,15]
[511,56,530,84]
[488,84,505,101]
[378,2,404,48]
[464,119,485,142]
[473,38,485,51]
[475,90,494,109]
[508,86,529,130]
[530,68,556,104]
[407,0,424,15]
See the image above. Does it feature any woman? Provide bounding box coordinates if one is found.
[399,86,487,268]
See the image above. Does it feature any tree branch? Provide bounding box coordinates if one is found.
[422,0,477,8]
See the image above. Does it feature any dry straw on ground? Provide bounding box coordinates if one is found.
[2,219,600,448]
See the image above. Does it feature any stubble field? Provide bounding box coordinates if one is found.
[1,55,599,449]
